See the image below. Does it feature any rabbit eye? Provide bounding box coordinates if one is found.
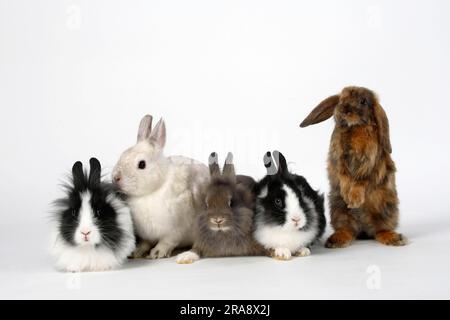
[138,160,146,170]
[71,209,77,217]
[95,209,101,217]
[360,98,367,106]
[274,198,283,208]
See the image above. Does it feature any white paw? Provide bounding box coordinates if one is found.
[296,247,311,257]
[176,251,200,264]
[66,265,82,273]
[147,244,173,259]
[273,247,292,261]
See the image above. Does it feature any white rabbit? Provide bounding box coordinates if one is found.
[112,115,210,259]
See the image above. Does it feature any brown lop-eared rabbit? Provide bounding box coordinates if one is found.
[300,86,407,248]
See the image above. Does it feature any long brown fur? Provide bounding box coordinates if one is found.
[190,152,265,258]
[301,86,407,248]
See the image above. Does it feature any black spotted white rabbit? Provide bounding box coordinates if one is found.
[51,158,135,272]
[176,152,265,264]
[254,151,326,260]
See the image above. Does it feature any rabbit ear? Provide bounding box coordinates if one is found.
[72,161,85,190]
[300,95,340,127]
[222,152,236,182]
[272,151,288,175]
[208,152,221,177]
[88,158,101,186]
[263,151,278,176]
[374,103,392,154]
[137,115,153,142]
[149,118,166,149]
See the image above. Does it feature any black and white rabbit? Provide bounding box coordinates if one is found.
[51,158,135,272]
[254,151,326,260]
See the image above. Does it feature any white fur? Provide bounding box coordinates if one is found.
[74,192,101,245]
[176,250,200,264]
[296,247,311,257]
[51,193,135,272]
[254,185,318,254]
[112,118,210,258]
[273,247,292,260]
[283,185,307,230]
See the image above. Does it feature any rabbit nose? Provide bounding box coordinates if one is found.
[113,174,121,183]
[291,217,301,223]
[212,218,224,225]
[81,230,91,236]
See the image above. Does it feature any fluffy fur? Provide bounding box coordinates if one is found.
[176,152,264,264]
[112,115,210,259]
[254,151,326,260]
[51,158,135,272]
[300,86,407,248]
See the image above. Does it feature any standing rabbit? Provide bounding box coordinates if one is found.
[253,151,326,260]
[112,115,210,259]
[176,152,264,264]
[300,86,407,248]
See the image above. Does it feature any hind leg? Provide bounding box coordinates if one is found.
[364,188,407,247]
[375,230,408,246]
[326,192,360,248]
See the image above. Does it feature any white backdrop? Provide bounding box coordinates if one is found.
[1,0,450,299]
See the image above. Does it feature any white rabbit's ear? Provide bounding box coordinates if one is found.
[137,115,153,142]
[149,118,166,149]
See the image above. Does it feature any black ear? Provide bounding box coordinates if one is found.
[72,161,85,190]
[89,158,102,186]
[263,151,278,176]
[272,151,288,175]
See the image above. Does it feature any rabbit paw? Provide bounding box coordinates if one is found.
[325,229,355,248]
[66,265,82,273]
[146,243,173,259]
[129,241,152,259]
[375,231,408,246]
[176,251,200,264]
[272,248,292,261]
[295,247,311,257]
[347,185,365,208]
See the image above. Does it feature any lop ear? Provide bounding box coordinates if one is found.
[272,151,288,175]
[72,161,85,190]
[374,103,392,154]
[88,158,101,186]
[149,118,166,149]
[208,152,221,177]
[137,115,153,142]
[222,152,236,183]
[300,95,340,128]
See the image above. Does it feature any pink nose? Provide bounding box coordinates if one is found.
[81,231,91,236]
[292,217,300,223]
[114,175,121,183]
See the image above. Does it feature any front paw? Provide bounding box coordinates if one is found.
[295,247,311,257]
[146,245,173,259]
[66,265,82,273]
[129,241,151,259]
[347,185,365,208]
[272,248,292,261]
[176,251,200,264]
